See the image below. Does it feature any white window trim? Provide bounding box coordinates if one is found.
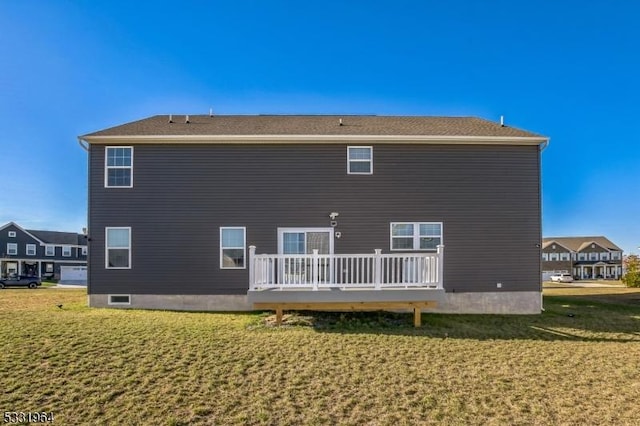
[347,146,373,175]
[108,294,131,305]
[8,231,16,237]
[105,227,132,269]
[62,246,72,257]
[45,245,55,256]
[389,222,443,251]
[7,243,18,255]
[81,247,88,256]
[220,227,246,269]
[104,146,134,188]
[26,244,36,256]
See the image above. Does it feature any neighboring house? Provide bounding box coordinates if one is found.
[542,236,623,280]
[0,222,87,280]
[79,114,548,314]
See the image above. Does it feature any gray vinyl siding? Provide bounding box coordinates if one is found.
[88,143,541,295]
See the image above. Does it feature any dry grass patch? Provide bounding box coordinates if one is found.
[1,288,640,425]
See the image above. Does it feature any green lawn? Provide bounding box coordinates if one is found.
[1,288,640,425]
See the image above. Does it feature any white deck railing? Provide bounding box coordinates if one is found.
[249,245,444,290]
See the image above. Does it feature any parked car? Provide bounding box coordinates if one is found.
[550,273,574,283]
[0,274,42,289]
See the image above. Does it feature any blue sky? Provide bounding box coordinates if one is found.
[1,1,639,254]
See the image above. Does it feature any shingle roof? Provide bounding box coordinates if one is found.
[542,236,622,252]
[28,230,85,246]
[82,115,545,139]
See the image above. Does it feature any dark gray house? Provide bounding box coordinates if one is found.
[542,236,623,280]
[79,115,548,314]
[0,222,87,280]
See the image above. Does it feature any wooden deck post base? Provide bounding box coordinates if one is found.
[275,308,283,326]
[414,307,421,327]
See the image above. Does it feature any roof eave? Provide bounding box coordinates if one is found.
[80,134,549,145]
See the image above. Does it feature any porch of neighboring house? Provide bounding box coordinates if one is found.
[0,259,58,279]
[247,245,445,326]
[574,262,622,280]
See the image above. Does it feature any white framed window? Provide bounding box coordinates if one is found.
[600,252,610,261]
[6,243,18,255]
[542,253,549,261]
[549,253,559,261]
[105,146,133,188]
[559,252,570,261]
[611,252,621,260]
[589,253,598,260]
[108,294,131,305]
[220,227,246,269]
[106,227,131,269]
[347,146,373,175]
[26,244,36,256]
[81,247,88,256]
[578,253,587,261]
[62,246,72,257]
[45,245,55,256]
[390,222,442,251]
[8,231,16,237]
[45,263,54,273]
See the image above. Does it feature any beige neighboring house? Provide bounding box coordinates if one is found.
[542,236,623,280]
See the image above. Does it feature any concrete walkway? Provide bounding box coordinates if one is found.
[54,284,87,289]
[563,281,623,288]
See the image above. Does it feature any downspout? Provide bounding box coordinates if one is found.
[539,137,550,312]
[77,136,90,299]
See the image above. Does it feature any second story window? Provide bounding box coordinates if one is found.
[559,253,570,261]
[26,244,36,256]
[7,243,17,255]
[347,146,373,175]
[45,245,55,256]
[611,252,621,260]
[62,246,72,257]
[105,146,133,188]
[600,252,610,261]
[542,253,548,261]
[81,247,88,256]
[589,253,598,260]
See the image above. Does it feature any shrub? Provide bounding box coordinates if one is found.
[622,255,640,287]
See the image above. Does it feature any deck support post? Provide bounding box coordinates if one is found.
[312,249,319,291]
[436,244,444,288]
[275,308,283,326]
[374,249,382,289]
[248,245,256,290]
[414,307,421,327]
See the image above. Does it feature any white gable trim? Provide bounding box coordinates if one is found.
[541,240,573,252]
[0,222,47,245]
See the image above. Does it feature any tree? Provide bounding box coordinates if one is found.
[622,254,640,288]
